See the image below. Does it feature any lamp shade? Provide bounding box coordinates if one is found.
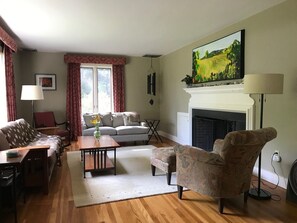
[21,85,44,100]
[244,73,284,94]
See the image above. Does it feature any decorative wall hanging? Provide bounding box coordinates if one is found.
[35,73,57,91]
[192,29,245,85]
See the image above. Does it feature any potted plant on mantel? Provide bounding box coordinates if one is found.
[181,74,193,87]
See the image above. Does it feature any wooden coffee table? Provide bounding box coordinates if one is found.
[77,135,120,178]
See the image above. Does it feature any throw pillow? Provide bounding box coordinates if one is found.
[0,130,10,150]
[83,113,102,128]
[99,112,113,126]
[112,113,124,127]
[123,114,140,126]
[1,121,28,148]
[17,119,39,142]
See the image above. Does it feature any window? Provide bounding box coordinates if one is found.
[0,46,7,125]
[81,65,113,115]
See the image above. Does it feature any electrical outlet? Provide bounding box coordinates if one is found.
[273,150,281,162]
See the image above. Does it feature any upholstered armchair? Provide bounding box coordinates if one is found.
[175,127,277,213]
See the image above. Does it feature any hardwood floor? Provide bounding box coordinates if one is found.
[2,137,297,223]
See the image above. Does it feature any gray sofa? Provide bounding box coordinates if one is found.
[82,112,149,143]
[0,118,63,181]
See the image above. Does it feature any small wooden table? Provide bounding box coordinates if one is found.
[77,136,120,178]
[0,149,29,223]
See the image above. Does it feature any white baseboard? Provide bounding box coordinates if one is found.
[158,131,178,143]
[159,130,288,189]
[253,167,287,189]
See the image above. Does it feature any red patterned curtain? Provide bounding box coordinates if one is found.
[4,45,17,121]
[1,25,17,121]
[113,65,125,112]
[64,54,126,65]
[66,63,82,140]
[0,26,17,52]
[64,54,126,139]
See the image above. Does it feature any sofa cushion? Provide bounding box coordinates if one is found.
[28,134,63,155]
[116,126,149,135]
[112,113,124,127]
[100,112,113,126]
[0,130,10,151]
[99,126,117,135]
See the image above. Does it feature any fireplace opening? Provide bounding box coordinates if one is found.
[192,109,246,151]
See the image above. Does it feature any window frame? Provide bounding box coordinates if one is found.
[80,64,113,114]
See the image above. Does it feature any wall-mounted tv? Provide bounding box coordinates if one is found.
[192,30,245,85]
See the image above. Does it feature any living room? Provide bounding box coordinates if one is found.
[1,0,297,222]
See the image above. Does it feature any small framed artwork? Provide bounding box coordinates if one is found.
[35,73,57,91]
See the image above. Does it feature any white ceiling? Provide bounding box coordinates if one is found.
[0,0,285,57]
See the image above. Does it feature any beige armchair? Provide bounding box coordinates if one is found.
[175,127,277,213]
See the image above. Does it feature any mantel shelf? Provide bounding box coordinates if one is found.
[184,84,244,94]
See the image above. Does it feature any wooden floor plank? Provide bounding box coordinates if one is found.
[1,137,297,223]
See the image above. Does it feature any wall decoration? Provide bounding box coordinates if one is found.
[192,30,245,85]
[35,73,56,90]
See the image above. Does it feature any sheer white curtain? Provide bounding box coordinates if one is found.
[0,46,8,125]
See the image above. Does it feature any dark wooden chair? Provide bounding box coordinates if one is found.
[33,111,71,147]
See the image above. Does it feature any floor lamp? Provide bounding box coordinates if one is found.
[244,73,284,200]
[21,85,44,126]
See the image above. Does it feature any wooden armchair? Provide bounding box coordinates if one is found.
[33,112,71,147]
[175,127,277,213]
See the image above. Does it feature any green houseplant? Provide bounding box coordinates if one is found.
[181,74,193,86]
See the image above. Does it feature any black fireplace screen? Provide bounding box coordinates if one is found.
[192,109,245,151]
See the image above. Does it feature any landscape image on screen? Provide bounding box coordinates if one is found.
[192,30,244,84]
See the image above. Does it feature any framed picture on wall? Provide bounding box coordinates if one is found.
[35,73,57,91]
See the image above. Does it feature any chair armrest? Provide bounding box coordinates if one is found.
[175,145,224,165]
[56,120,70,130]
[13,145,50,151]
[36,127,59,135]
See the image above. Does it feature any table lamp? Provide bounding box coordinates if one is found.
[21,85,44,126]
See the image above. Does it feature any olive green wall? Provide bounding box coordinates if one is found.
[14,52,160,124]
[125,57,160,120]
[13,0,296,187]
[159,0,297,187]
[15,52,67,124]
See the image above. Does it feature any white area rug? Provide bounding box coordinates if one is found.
[67,145,177,207]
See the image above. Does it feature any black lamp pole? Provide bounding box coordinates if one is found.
[249,93,271,200]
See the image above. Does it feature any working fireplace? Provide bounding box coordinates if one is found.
[192,109,246,151]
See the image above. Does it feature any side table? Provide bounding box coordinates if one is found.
[145,119,163,143]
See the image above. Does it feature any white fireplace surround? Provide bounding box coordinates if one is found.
[184,84,255,144]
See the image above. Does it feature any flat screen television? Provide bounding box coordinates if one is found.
[192,30,245,85]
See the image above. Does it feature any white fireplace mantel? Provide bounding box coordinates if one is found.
[184,84,255,144]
